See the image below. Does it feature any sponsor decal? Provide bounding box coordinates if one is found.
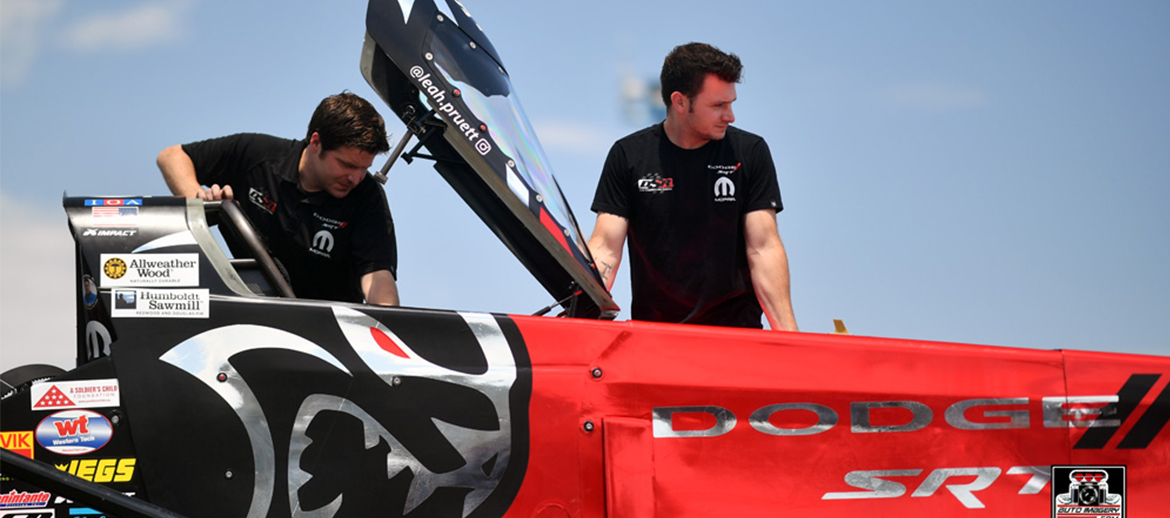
[0,432,34,459]
[99,254,199,287]
[1053,466,1124,518]
[0,491,51,510]
[249,187,277,214]
[0,510,54,518]
[35,410,113,455]
[651,375,1169,445]
[822,465,1050,509]
[84,199,142,207]
[312,212,347,230]
[101,258,127,280]
[90,206,139,227]
[713,176,736,202]
[110,289,209,319]
[55,458,136,484]
[31,380,120,411]
[84,321,112,360]
[310,230,334,258]
[82,228,137,237]
[409,64,493,156]
[708,163,740,174]
[81,276,98,309]
[637,174,674,193]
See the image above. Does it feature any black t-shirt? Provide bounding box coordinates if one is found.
[591,124,782,328]
[183,133,397,303]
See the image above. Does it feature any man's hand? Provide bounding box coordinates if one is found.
[744,209,798,332]
[197,184,234,201]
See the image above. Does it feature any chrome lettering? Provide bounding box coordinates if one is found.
[821,469,922,500]
[749,403,837,436]
[652,406,736,438]
[911,467,1001,509]
[850,401,933,433]
[1042,396,1120,428]
[945,398,1029,430]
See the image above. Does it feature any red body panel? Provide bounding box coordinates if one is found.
[506,316,1169,516]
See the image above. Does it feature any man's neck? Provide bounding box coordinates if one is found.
[662,115,707,150]
[297,146,317,192]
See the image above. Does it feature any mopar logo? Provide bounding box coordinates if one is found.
[311,230,334,257]
[713,176,735,201]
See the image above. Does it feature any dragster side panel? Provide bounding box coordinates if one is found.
[507,315,1170,517]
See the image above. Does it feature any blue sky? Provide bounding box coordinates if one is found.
[2,0,1168,368]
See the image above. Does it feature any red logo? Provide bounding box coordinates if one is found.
[0,431,34,459]
[33,385,76,409]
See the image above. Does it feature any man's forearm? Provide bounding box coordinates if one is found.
[157,145,203,197]
[750,249,798,332]
[587,213,628,292]
[362,270,400,306]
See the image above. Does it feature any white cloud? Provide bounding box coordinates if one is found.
[0,193,78,371]
[0,0,64,86]
[62,1,189,53]
[882,82,988,112]
[531,119,617,155]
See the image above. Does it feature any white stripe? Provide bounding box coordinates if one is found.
[506,166,530,205]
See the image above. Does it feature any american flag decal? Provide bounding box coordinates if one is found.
[92,206,139,227]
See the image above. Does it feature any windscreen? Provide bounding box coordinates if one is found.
[423,19,591,266]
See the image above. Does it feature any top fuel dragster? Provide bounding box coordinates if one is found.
[2,1,1168,517]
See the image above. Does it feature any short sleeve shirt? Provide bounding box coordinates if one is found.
[591,124,782,328]
[183,133,396,303]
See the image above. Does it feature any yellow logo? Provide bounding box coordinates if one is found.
[103,257,127,279]
[56,458,135,483]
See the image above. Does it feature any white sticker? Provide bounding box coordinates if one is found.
[99,253,199,287]
[30,379,121,411]
[110,289,209,319]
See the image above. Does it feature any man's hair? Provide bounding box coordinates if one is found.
[306,92,391,154]
[659,42,743,108]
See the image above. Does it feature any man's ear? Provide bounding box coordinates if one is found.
[669,91,688,114]
[308,132,321,151]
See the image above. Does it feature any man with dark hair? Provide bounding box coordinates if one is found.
[588,43,797,330]
[158,92,399,305]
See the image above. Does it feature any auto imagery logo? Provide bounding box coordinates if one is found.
[1052,466,1124,517]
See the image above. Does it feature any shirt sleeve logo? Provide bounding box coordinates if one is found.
[249,188,277,214]
[637,173,674,193]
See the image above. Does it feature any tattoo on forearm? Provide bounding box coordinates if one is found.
[599,260,613,278]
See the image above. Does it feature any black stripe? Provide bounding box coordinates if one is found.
[1118,378,1170,449]
[1074,374,1159,449]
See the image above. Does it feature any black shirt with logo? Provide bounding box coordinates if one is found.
[591,124,782,328]
[183,133,396,303]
